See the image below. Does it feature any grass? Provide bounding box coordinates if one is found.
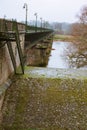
[53,34,74,42]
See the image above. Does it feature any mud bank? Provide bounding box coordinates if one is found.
[1,67,87,130]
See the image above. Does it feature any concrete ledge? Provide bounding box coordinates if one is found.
[0,79,12,107]
[0,79,12,95]
[0,79,12,125]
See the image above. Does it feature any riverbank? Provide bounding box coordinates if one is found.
[53,34,74,42]
[1,66,87,130]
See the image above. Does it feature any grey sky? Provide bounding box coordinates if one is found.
[0,0,87,23]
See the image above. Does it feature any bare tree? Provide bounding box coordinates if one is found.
[66,5,87,68]
[71,5,87,44]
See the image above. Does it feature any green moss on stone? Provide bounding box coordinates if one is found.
[1,67,87,130]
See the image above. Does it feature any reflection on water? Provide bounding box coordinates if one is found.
[47,41,69,68]
[25,40,87,69]
[47,41,87,69]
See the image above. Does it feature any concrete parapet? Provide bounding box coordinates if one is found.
[0,18,25,32]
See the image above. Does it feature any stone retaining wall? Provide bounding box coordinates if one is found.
[0,34,25,86]
[0,19,25,85]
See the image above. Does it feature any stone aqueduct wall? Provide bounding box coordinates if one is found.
[0,19,25,85]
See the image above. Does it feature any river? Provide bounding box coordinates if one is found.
[47,41,87,69]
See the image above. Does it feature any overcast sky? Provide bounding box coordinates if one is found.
[0,0,87,23]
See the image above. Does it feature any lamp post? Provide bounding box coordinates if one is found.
[43,20,46,32]
[4,15,6,19]
[34,13,37,32]
[44,20,46,28]
[23,3,28,32]
[40,17,42,32]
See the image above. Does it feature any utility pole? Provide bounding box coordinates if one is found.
[40,17,42,32]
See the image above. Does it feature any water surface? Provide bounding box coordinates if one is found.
[47,41,69,68]
[47,41,87,69]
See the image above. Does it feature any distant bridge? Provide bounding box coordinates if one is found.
[0,19,53,84]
